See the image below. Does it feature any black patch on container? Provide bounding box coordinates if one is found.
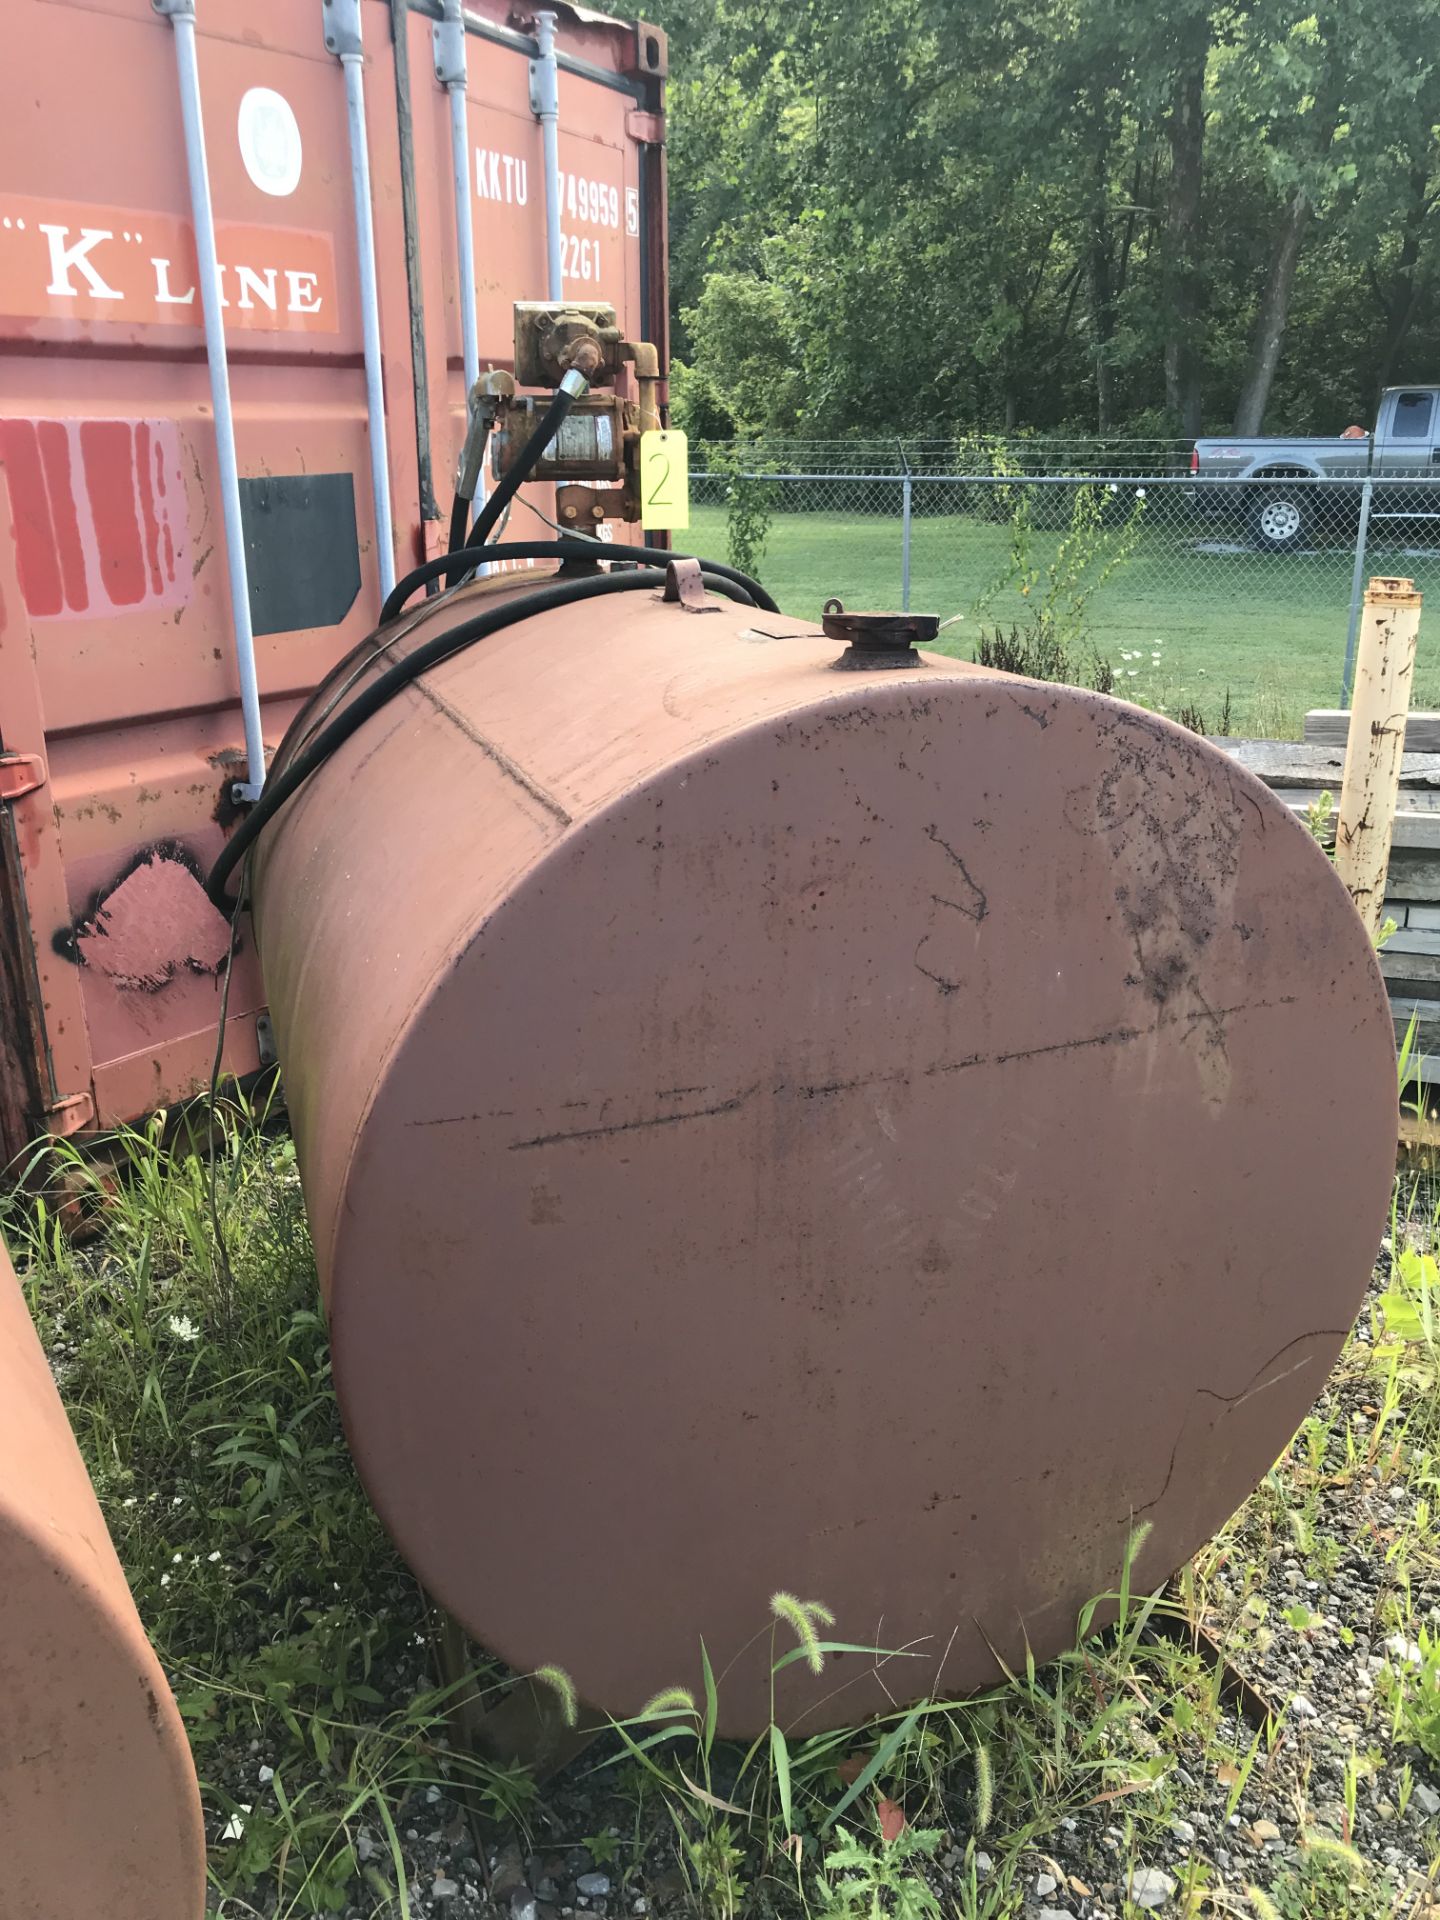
[238,473,361,635]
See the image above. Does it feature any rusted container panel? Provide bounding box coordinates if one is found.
[0,0,664,1159]
[0,1234,205,1915]
[251,586,1397,1734]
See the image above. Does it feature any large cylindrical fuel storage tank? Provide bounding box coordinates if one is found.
[0,1235,205,1916]
[251,568,1397,1735]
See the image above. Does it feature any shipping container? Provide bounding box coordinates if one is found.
[0,0,667,1162]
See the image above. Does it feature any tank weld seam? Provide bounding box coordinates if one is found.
[411,680,572,826]
[449,994,1304,1150]
[926,993,1298,1078]
[496,1083,761,1148]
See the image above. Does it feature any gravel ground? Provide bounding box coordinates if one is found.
[1030,1330,1440,1918]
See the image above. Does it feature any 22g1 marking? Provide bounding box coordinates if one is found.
[560,231,602,285]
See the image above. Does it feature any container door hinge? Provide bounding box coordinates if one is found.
[0,751,47,802]
[45,1091,95,1137]
[626,109,664,144]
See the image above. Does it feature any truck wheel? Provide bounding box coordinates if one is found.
[1249,489,1309,551]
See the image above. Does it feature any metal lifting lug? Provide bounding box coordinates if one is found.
[0,751,46,803]
[655,557,717,613]
[321,0,363,62]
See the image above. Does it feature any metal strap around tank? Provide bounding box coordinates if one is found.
[530,12,564,303]
[323,0,397,602]
[151,0,266,803]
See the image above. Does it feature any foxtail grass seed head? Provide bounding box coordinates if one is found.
[769,1592,836,1676]
[1301,1834,1368,1874]
[1126,1518,1154,1564]
[972,1742,994,1833]
[533,1664,578,1727]
[638,1686,699,1720]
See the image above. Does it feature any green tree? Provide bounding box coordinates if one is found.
[637,0,1440,438]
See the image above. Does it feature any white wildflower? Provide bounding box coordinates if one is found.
[172,1552,183,1563]
[167,1313,198,1343]
[160,1573,171,1587]
[208,1550,221,1562]
[219,1807,251,1842]
[1135,487,1146,500]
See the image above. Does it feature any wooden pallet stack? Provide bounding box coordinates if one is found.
[1220,713,1440,1080]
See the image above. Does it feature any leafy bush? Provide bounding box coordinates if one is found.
[706,442,781,576]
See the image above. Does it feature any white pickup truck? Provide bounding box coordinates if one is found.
[1191,386,1440,550]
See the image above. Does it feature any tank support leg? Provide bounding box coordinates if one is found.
[431,1608,605,1785]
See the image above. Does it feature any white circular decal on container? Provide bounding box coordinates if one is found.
[237,88,303,198]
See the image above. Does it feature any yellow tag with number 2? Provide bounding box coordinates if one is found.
[638,429,690,531]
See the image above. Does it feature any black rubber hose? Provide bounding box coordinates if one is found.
[438,492,475,591]
[274,559,756,787]
[206,566,754,915]
[446,490,471,559]
[468,385,578,553]
[380,540,779,625]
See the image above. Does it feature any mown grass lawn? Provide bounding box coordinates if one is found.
[688,504,1440,741]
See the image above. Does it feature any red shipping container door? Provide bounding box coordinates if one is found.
[0,0,667,1161]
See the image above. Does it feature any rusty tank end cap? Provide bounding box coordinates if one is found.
[822,598,939,670]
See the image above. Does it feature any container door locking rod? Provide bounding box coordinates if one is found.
[324,0,397,602]
[152,0,267,802]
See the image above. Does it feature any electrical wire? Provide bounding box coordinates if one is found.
[203,848,248,1314]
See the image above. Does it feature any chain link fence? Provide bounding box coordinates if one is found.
[690,443,1440,740]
